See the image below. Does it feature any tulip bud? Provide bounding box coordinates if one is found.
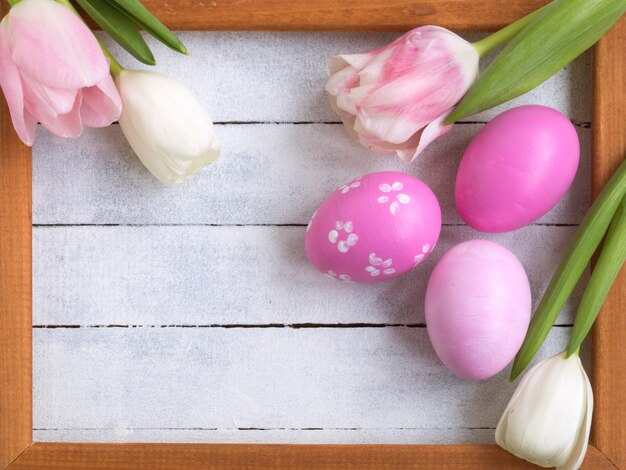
[326,26,479,162]
[0,0,121,146]
[115,70,220,184]
[496,352,593,470]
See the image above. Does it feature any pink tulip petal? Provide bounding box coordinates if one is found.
[81,75,122,127]
[0,22,36,145]
[327,52,374,76]
[21,74,78,122]
[325,24,479,160]
[7,0,108,89]
[325,64,359,97]
[396,110,453,162]
[38,91,83,138]
[332,47,397,116]
[356,67,463,144]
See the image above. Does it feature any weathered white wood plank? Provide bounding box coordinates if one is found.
[96,32,591,123]
[31,32,593,446]
[33,327,572,443]
[33,225,584,325]
[32,124,590,225]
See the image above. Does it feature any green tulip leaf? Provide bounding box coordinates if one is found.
[75,0,156,65]
[447,0,626,123]
[566,195,626,357]
[105,0,188,55]
[510,157,626,381]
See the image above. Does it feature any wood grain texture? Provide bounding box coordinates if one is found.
[591,17,626,469]
[33,225,585,325]
[0,81,33,466]
[132,0,549,32]
[8,442,615,470]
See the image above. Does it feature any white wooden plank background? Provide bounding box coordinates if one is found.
[32,32,592,444]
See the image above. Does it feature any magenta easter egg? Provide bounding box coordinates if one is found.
[455,105,580,232]
[305,172,441,283]
[425,240,531,380]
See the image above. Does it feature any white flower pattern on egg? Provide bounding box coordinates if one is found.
[365,252,397,277]
[339,177,362,194]
[413,243,434,266]
[325,270,353,282]
[328,220,359,253]
[377,181,411,215]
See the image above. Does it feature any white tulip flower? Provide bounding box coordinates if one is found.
[496,352,593,470]
[115,70,220,184]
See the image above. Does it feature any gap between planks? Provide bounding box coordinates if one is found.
[104,120,591,127]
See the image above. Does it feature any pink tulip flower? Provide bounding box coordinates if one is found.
[0,0,121,146]
[326,26,479,162]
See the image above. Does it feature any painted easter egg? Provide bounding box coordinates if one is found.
[305,172,441,283]
[425,240,531,380]
[455,105,580,232]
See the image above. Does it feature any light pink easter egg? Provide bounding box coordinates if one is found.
[456,105,580,232]
[425,240,531,380]
[305,172,441,283]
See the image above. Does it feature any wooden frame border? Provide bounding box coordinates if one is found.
[1,2,624,468]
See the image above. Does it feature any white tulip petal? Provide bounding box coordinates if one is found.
[496,353,591,470]
[343,221,353,233]
[557,366,593,470]
[328,230,338,244]
[383,268,396,275]
[116,70,220,184]
[379,184,392,192]
[337,241,349,253]
[392,182,403,191]
[377,196,389,203]
[382,259,393,268]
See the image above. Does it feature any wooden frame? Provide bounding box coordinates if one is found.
[1,2,624,468]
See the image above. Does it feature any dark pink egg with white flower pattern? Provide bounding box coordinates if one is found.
[305,172,441,283]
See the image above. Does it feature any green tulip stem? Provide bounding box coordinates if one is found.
[54,0,124,78]
[6,0,20,6]
[566,195,626,357]
[510,156,626,381]
[472,4,550,57]
[100,44,124,78]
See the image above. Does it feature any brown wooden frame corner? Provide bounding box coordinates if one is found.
[1,2,624,468]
